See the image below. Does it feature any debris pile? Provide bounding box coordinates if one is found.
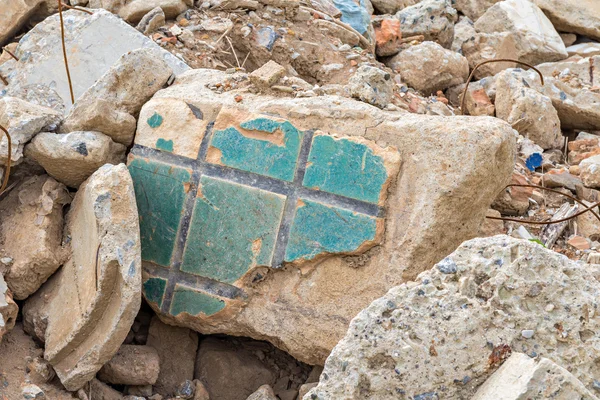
[0,0,598,399]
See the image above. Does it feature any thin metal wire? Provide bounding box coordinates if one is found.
[58,0,75,104]
[2,47,18,61]
[460,59,544,115]
[486,184,600,225]
[0,124,12,194]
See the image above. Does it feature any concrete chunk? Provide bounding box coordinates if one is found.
[42,164,141,390]
[473,353,599,400]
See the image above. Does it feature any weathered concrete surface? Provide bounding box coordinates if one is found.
[0,97,63,166]
[129,69,515,365]
[0,9,188,113]
[305,236,600,399]
[41,164,141,390]
[394,0,457,49]
[0,175,70,299]
[25,131,127,188]
[60,48,173,146]
[472,353,598,400]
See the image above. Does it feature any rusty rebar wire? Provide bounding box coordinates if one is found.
[0,124,12,194]
[60,2,93,14]
[0,74,7,86]
[486,184,600,225]
[2,47,18,61]
[58,0,75,104]
[460,59,545,115]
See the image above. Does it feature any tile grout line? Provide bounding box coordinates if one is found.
[270,130,315,268]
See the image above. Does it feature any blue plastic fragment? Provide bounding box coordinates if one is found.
[525,153,543,171]
[332,0,370,34]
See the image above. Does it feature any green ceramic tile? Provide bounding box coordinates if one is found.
[143,277,167,307]
[303,135,388,204]
[181,176,285,283]
[209,118,302,182]
[128,157,191,267]
[170,286,226,317]
[285,199,378,262]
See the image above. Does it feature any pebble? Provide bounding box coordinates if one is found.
[521,329,535,339]
[338,44,351,51]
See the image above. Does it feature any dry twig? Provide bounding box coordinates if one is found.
[225,36,241,68]
[460,59,544,115]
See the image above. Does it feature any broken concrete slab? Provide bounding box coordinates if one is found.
[472,353,599,400]
[41,163,141,391]
[60,48,173,146]
[25,131,127,188]
[0,273,18,342]
[128,68,515,365]
[305,236,600,398]
[0,97,63,166]
[2,9,189,113]
[0,175,70,300]
[534,0,600,41]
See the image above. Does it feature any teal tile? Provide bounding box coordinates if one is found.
[181,176,285,283]
[303,135,388,204]
[156,138,174,152]
[285,199,378,262]
[128,157,191,267]
[143,277,167,307]
[147,112,163,128]
[209,118,303,182]
[170,286,226,317]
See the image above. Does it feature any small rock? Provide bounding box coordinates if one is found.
[98,345,161,386]
[395,0,457,48]
[0,0,45,46]
[347,65,393,108]
[461,32,519,79]
[580,155,600,189]
[567,42,600,58]
[136,6,166,34]
[176,380,195,399]
[568,235,591,250]
[369,0,418,15]
[436,257,457,274]
[521,329,534,339]
[492,171,532,215]
[90,379,125,400]
[21,383,45,399]
[127,385,153,397]
[451,16,477,54]
[533,0,600,41]
[192,380,210,400]
[452,0,502,20]
[0,273,17,342]
[542,169,582,191]
[249,60,286,88]
[246,385,277,400]
[116,0,192,23]
[25,131,127,188]
[389,41,469,95]
[373,17,402,57]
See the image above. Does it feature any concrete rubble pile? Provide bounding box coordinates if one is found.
[0,0,598,399]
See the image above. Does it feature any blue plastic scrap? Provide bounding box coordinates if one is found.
[332,0,370,34]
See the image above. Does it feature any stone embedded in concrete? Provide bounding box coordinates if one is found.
[42,164,141,391]
[25,131,127,188]
[0,175,70,300]
[0,97,63,166]
[127,69,515,365]
[472,353,598,400]
[4,9,188,112]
